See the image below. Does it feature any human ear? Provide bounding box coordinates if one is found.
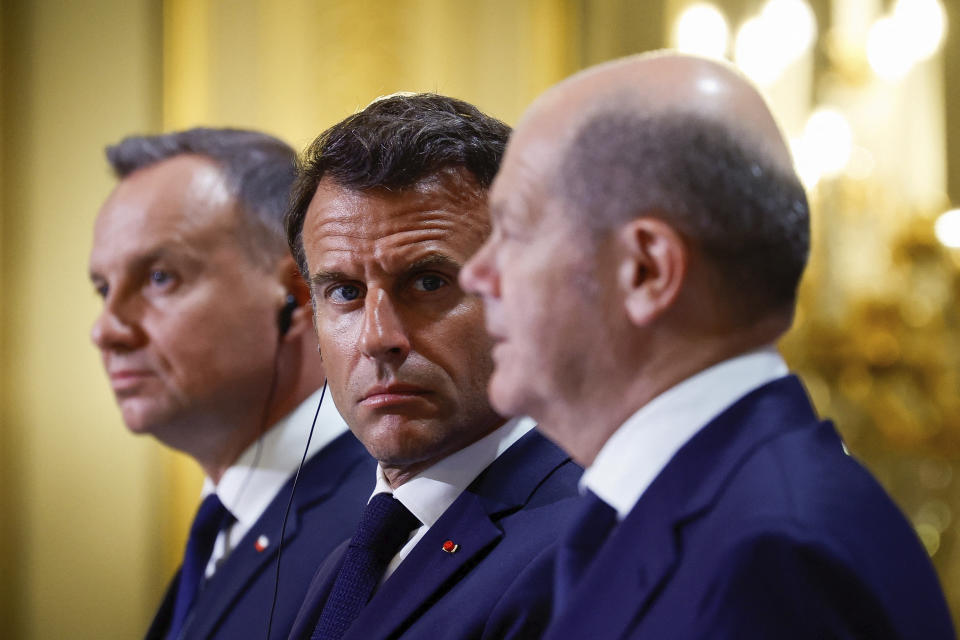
[276,255,313,338]
[615,217,688,326]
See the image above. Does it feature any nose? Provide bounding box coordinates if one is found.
[90,298,143,352]
[359,289,411,366]
[460,239,500,300]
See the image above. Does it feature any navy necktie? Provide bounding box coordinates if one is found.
[555,490,619,614]
[311,493,421,640]
[167,493,233,640]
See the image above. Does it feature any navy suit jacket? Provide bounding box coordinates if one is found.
[146,431,375,640]
[288,429,582,640]
[544,375,955,639]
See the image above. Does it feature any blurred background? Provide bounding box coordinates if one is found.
[1,0,958,637]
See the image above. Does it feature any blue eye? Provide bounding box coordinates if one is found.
[329,284,363,302]
[150,270,171,285]
[414,274,448,292]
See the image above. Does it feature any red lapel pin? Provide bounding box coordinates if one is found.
[255,535,270,552]
[442,540,459,554]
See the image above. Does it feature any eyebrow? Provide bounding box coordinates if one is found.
[310,269,351,291]
[88,246,199,283]
[309,253,463,290]
[407,253,462,272]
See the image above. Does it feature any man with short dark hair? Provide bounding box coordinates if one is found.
[461,53,955,639]
[89,128,373,640]
[285,94,581,640]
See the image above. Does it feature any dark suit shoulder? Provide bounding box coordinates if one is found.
[668,422,955,640]
[468,428,582,511]
[683,529,901,639]
[185,431,374,640]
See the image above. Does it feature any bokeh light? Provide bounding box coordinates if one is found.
[867,17,912,81]
[868,0,947,81]
[794,108,854,185]
[934,209,960,248]
[735,0,817,86]
[761,0,817,64]
[674,3,730,60]
[894,0,947,62]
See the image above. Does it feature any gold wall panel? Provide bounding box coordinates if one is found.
[1,1,166,637]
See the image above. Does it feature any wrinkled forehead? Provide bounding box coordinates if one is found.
[302,174,491,271]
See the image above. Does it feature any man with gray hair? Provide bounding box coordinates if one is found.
[89,128,373,640]
[461,53,954,638]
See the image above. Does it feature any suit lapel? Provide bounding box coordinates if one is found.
[183,432,368,639]
[185,502,301,638]
[344,492,504,639]
[551,376,822,639]
[288,540,350,640]
[343,430,572,640]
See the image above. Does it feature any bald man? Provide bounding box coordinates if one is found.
[461,52,954,639]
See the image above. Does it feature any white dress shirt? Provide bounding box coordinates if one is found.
[201,387,349,577]
[370,416,535,581]
[581,347,789,520]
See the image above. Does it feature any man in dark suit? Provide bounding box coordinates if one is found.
[89,128,373,639]
[284,94,581,640]
[461,53,955,638]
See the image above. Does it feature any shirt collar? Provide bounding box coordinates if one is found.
[370,416,535,528]
[581,347,788,520]
[203,387,349,528]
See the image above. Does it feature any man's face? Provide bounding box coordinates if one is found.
[460,126,619,435]
[301,174,502,475]
[89,155,282,442]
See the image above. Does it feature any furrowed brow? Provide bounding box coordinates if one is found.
[309,269,352,291]
[407,253,462,272]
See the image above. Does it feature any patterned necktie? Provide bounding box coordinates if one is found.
[167,493,234,640]
[311,493,421,640]
[554,490,619,614]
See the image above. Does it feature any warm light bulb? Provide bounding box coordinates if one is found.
[934,209,960,248]
[867,16,915,81]
[802,108,853,178]
[893,0,947,62]
[762,0,817,65]
[674,3,730,59]
[735,16,783,86]
[734,0,817,86]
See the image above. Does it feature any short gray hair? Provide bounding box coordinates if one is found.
[557,108,809,318]
[106,127,296,262]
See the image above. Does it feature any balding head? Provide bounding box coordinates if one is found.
[461,52,811,462]
[531,52,809,320]
[530,53,793,168]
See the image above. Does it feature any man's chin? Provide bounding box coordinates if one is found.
[487,370,527,419]
[121,418,159,437]
[118,402,169,437]
[356,418,458,462]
